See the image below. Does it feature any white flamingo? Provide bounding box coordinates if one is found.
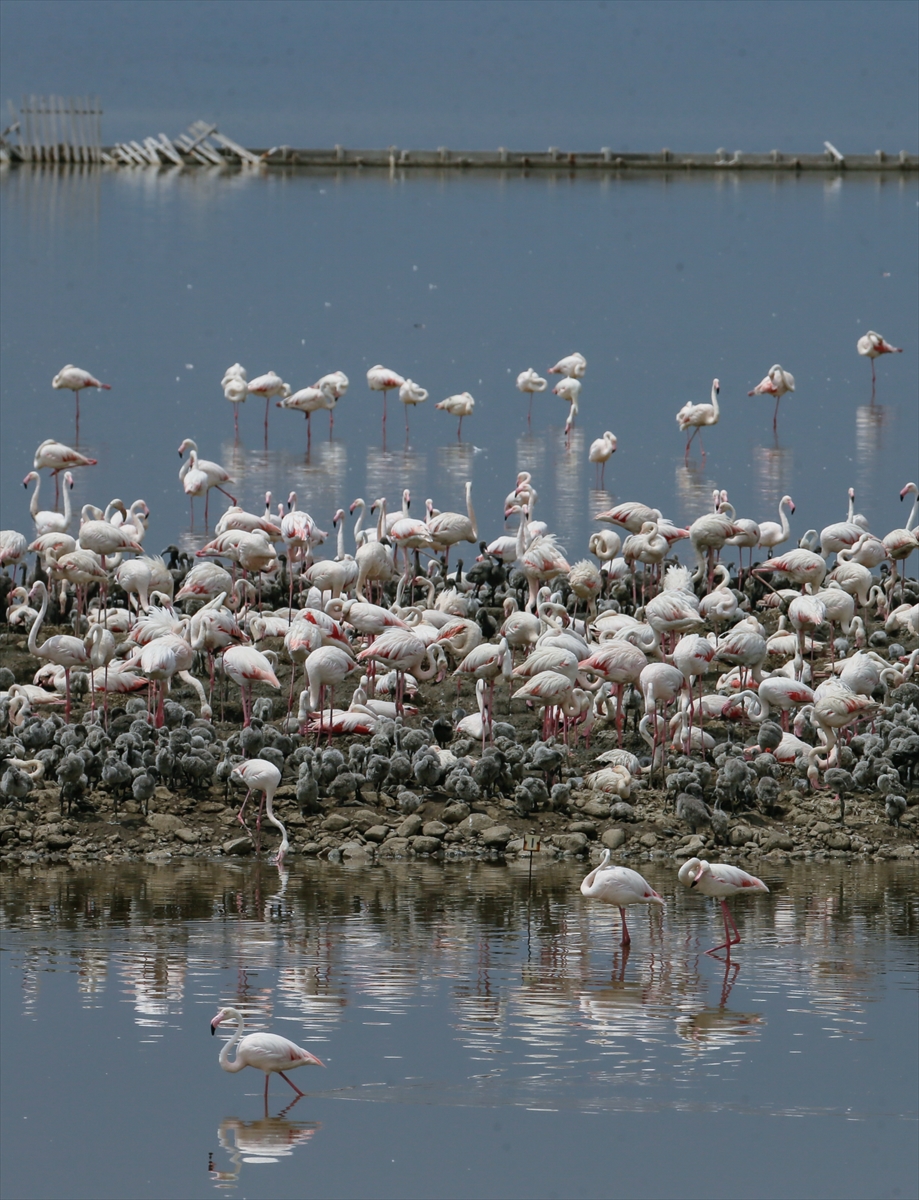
[747,364,795,430]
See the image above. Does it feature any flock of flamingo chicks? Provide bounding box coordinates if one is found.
[0,345,917,970]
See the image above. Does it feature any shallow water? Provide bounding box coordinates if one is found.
[1,860,916,1199]
[1,167,917,567]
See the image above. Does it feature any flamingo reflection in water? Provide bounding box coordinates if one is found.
[209,1106,321,1184]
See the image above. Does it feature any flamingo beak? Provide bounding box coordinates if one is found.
[305,1052,326,1067]
[691,864,705,887]
[210,1014,223,1035]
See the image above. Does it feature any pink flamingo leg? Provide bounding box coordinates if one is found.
[619,907,631,946]
[706,900,741,958]
[237,787,254,846]
[278,1070,305,1096]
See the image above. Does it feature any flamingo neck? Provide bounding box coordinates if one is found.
[219,1011,247,1073]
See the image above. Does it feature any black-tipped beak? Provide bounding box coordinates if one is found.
[690,877,699,888]
[210,1023,216,1035]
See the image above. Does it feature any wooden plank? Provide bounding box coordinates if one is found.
[155,134,184,165]
[209,131,260,165]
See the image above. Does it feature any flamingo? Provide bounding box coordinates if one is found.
[548,352,587,378]
[357,627,437,712]
[27,580,91,719]
[22,470,73,536]
[580,850,664,946]
[588,431,617,487]
[857,330,902,396]
[175,561,234,604]
[222,363,248,436]
[678,858,769,958]
[223,645,280,726]
[882,482,919,591]
[757,495,795,556]
[594,500,661,534]
[366,365,405,434]
[277,381,336,451]
[303,510,359,599]
[178,440,236,526]
[33,439,97,505]
[435,391,475,440]
[747,364,795,431]
[211,1006,324,1100]
[578,642,646,746]
[511,670,584,740]
[52,364,111,437]
[516,368,548,424]
[229,758,290,863]
[247,371,291,441]
[398,379,428,435]
[302,645,360,735]
[427,481,478,566]
[551,377,581,444]
[676,378,720,461]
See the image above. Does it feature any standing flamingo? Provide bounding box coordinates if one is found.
[516,368,548,425]
[211,1006,324,1100]
[435,392,475,440]
[398,379,428,436]
[52,364,111,438]
[23,470,74,535]
[678,857,769,958]
[27,580,91,719]
[676,379,720,460]
[277,381,336,452]
[588,431,617,487]
[230,759,290,863]
[222,364,248,437]
[757,494,795,557]
[33,440,97,505]
[548,352,587,378]
[223,645,280,726]
[857,330,902,397]
[247,371,291,442]
[178,441,236,526]
[747,364,795,431]
[367,365,405,435]
[580,850,664,946]
[313,369,349,437]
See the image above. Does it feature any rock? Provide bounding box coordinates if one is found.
[301,842,322,855]
[144,850,172,863]
[554,832,589,854]
[568,820,597,838]
[481,825,513,848]
[174,828,199,844]
[582,797,611,819]
[639,832,658,848]
[441,803,471,824]
[147,813,184,834]
[728,826,754,847]
[363,825,390,843]
[154,787,173,802]
[377,837,410,858]
[812,821,834,835]
[674,834,707,858]
[761,833,794,852]
[45,834,73,851]
[349,809,381,833]
[824,832,851,851]
[462,813,497,835]
[506,838,525,854]
[422,821,449,839]
[199,801,226,813]
[397,814,424,838]
[321,814,352,832]
[601,827,627,852]
[410,835,442,855]
[443,829,466,843]
[222,836,254,856]
[340,841,372,860]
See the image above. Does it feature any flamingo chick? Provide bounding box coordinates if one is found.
[580,849,664,945]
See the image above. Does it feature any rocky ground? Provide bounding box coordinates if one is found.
[1,617,916,871]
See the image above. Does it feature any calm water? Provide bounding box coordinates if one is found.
[1,860,916,1200]
[1,167,917,566]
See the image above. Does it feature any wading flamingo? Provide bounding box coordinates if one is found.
[367,365,405,434]
[678,857,769,958]
[588,432,617,487]
[857,330,902,396]
[247,371,291,441]
[435,392,475,440]
[516,368,548,424]
[580,850,664,945]
[676,379,720,461]
[747,364,795,431]
[211,1006,324,1100]
[548,352,587,378]
[230,758,289,863]
[52,364,111,437]
[398,379,428,435]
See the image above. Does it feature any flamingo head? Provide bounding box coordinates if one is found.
[210,1006,239,1034]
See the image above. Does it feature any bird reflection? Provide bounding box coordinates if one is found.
[752,443,794,515]
[208,1099,321,1187]
[674,462,718,525]
[437,442,474,490]
[855,404,892,514]
[216,440,348,523]
[555,427,583,549]
[675,959,763,1046]
[516,431,547,479]
[367,445,426,505]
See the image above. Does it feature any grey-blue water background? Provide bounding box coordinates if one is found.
[0,167,917,556]
[1,860,917,1200]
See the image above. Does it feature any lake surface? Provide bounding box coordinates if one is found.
[1,167,917,567]
[1,860,916,1200]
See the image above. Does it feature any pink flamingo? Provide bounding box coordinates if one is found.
[676,378,720,460]
[588,431,617,487]
[857,330,902,397]
[747,364,795,431]
[247,371,291,443]
[435,392,475,440]
[580,850,664,946]
[367,365,405,435]
[211,1006,324,1100]
[516,368,548,425]
[678,857,769,958]
[229,759,289,863]
[52,364,111,439]
[222,645,280,726]
[27,581,90,720]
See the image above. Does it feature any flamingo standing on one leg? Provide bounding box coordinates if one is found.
[230,758,289,863]
[33,439,97,505]
[367,365,405,437]
[52,364,111,440]
[398,379,428,437]
[222,363,248,438]
[678,857,769,958]
[211,1006,324,1101]
[588,431,617,487]
[857,330,902,398]
[747,364,795,432]
[247,371,291,444]
[223,645,280,726]
[580,850,664,945]
[676,378,720,460]
[435,392,475,440]
[516,368,548,426]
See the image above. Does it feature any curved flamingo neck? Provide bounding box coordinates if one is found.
[219,1011,247,1072]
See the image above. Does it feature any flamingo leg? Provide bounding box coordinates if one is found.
[264,1073,270,1102]
[264,395,270,445]
[278,1070,305,1096]
[234,405,239,440]
[706,900,741,958]
[773,395,780,432]
[619,907,631,946]
[237,786,254,844]
[75,393,81,443]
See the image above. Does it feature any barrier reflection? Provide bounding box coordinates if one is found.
[209,1101,321,1188]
